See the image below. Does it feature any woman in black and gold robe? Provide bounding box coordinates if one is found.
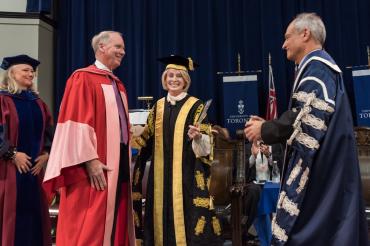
[132,55,222,246]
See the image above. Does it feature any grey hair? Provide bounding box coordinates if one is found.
[293,13,326,45]
[161,69,191,92]
[91,31,122,53]
[0,66,38,94]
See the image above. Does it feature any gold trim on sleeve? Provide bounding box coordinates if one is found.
[295,132,320,150]
[212,216,222,236]
[195,171,206,190]
[194,216,206,236]
[193,197,210,208]
[292,91,334,113]
[272,216,288,242]
[302,113,327,131]
[296,167,310,194]
[286,159,303,186]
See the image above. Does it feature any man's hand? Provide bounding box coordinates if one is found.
[85,159,112,191]
[188,124,202,141]
[244,115,265,142]
[13,152,32,174]
[31,152,49,176]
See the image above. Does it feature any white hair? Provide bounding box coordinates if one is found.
[91,31,122,53]
[293,13,326,45]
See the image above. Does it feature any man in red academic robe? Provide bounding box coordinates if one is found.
[43,31,136,246]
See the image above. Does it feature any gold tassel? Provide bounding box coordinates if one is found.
[188,57,194,71]
[209,195,214,210]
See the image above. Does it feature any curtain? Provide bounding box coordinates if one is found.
[54,0,370,125]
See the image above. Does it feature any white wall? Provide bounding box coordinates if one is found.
[0,0,27,12]
[0,17,54,111]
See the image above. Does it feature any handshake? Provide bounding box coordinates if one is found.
[244,115,265,143]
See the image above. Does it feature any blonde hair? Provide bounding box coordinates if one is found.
[161,69,191,92]
[0,66,38,94]
[91,31,122,53]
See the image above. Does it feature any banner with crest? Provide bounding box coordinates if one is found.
[222,74,259,136]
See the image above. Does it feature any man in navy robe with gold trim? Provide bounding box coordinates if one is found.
[132,55,222,245]
[244,13,369,245]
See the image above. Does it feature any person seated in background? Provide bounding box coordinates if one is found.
[249,141,271,182]
[0,54,53,246]
[249,141,284,183]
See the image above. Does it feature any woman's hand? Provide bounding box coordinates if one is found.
[13,152,32,174]
[31,152,49,176]
[187,124,202,141]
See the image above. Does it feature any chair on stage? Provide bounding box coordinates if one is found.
[210,125,250,246]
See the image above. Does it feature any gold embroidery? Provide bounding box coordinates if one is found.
[212,216,222,236]
[302,113,327,131]
[296,167,310,194]
[194,216,206,236]
[281,195,300,216]
[293,91,334,113]
[272,217,288,242]
[134,168,141,186]
[286,159,303,186]
[132,192,142,201]
[277,191,286,209]
[193,104,204,124]
[133,211,140,227]
[195,171,206,190]
[199,123,210,133]
[193,197,210,208]
[296,132,320,150]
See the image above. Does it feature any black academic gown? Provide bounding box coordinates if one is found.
[132,95,222,246]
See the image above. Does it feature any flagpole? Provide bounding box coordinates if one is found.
[216,52,262,74]
[269,52,271,66]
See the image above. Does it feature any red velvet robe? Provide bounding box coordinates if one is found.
[43,65,135,246]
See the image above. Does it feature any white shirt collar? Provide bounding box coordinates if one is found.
[95,60,112,72]
[166,92,187,105]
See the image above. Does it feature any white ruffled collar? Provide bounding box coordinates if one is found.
[166,92,187,105]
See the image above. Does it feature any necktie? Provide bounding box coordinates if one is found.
[111,80,128,144]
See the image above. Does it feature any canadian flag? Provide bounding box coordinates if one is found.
[266,64,278,120]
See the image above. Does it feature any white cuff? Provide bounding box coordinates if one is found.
[192,134,211,157]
